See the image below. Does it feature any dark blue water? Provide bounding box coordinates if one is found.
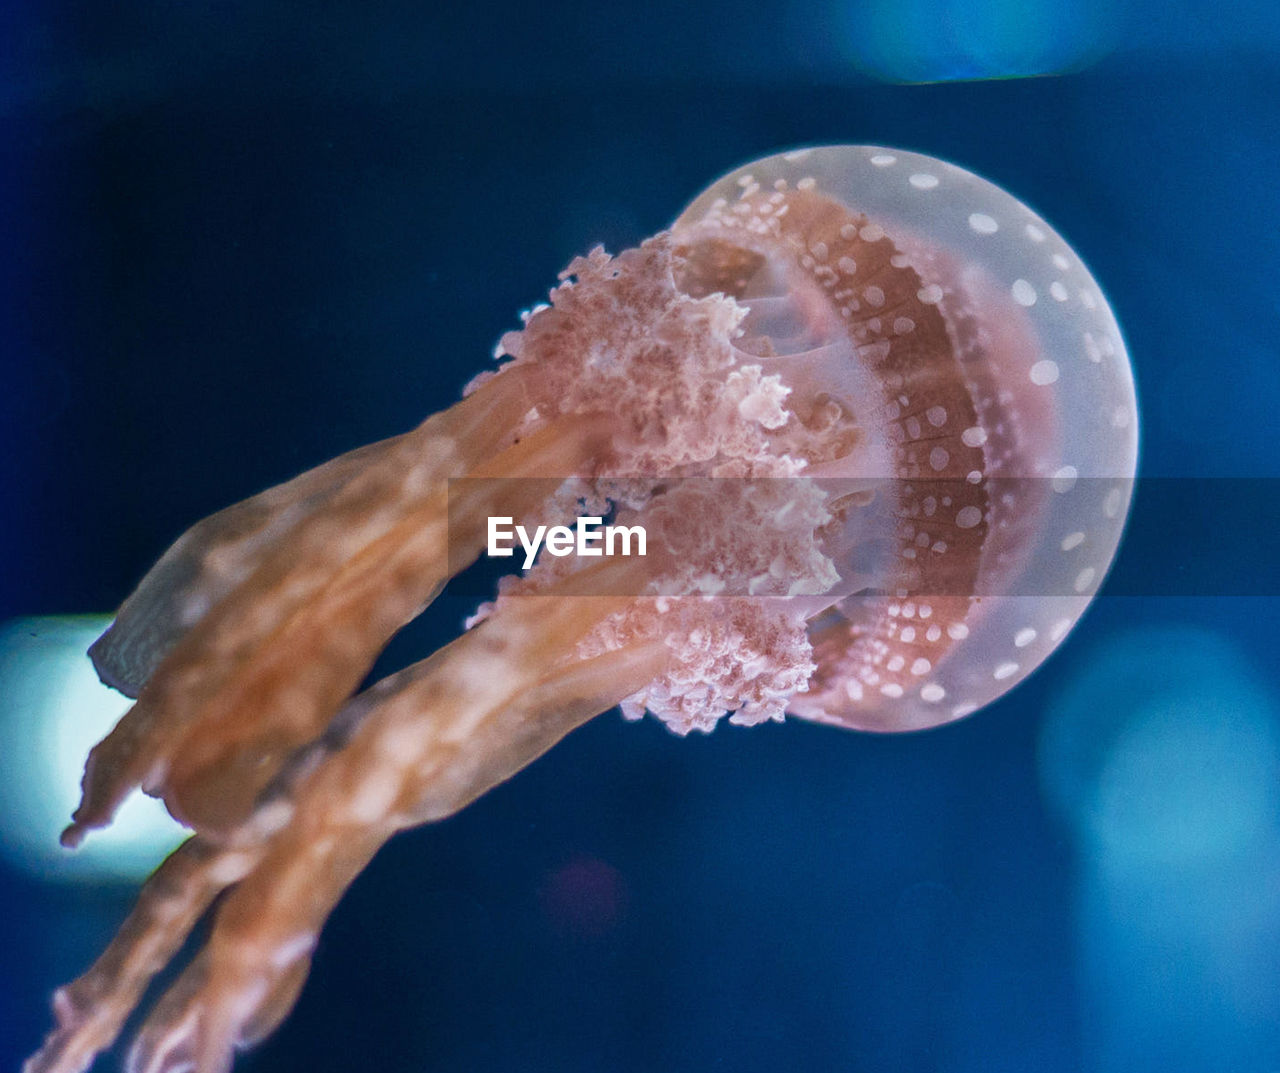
[3,4,1278,1072]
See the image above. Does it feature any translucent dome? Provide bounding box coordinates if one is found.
[674,146,1139,730]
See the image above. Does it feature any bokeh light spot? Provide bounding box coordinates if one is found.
[537,855,628,939]
[834,0,1118,83]
[1040,625,1279,870]
[0,616,186,883]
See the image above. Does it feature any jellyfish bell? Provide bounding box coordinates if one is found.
[26,147,1137,1073]
[670,145,1138,730]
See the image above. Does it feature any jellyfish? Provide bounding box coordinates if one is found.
[25,146,1137,1073]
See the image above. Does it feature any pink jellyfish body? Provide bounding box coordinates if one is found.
[26,146,1137,1073]
[671,146,1137,729]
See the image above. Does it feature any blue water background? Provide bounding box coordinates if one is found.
[2,2,1278,1071]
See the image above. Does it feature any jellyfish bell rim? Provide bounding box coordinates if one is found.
[672,144,1139,731]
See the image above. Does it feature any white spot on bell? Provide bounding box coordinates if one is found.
[1030,360,1060,385]
[1051,465,1078,493]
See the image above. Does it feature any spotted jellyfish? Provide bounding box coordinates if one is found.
[26,146,1137,1073]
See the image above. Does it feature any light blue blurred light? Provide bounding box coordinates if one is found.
[0,615,186,883]
[834,0,1118,83]
[1040,626,1280,1071]
[1040,625,1278,867]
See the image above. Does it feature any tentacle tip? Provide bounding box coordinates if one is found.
[21,1032,90,1073]
[59,823,87,849]
[51,986,78,1023]
[20,1051,53,1073]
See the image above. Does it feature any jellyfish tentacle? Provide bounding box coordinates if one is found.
[32,558,665,1073]
[22,838,246,1073]
[156,415,616,834]
[126,594,666,1073]
[89,367,539,700]
[87,431,431,700]
[67,398,519,845]
[66,410,614,844]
